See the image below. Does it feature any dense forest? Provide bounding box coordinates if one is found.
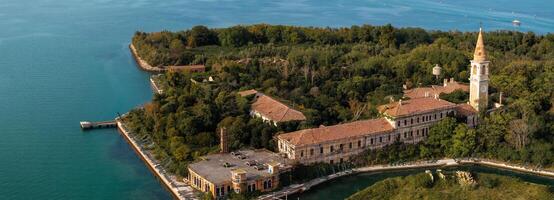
[126,24,553,177]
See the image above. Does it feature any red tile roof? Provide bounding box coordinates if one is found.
[278,118,393,146]
[455,103,478,116]
[251,95,306,123]
[378,97,456,118]
[238,89,258,97]
[167,64,206,72]
[404,81,468,99]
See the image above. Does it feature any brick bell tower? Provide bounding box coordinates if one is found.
[469,27,489,112]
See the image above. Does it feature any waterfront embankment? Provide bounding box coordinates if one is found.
[116,121,198,200]
[129,44,165,72]
[258,159,457,200]
[459,158,554,178]
[261,158,554,200]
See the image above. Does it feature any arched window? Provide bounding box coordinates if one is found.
[481,65,486,75]
[472,65,477,75]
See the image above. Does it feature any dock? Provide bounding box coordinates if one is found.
[80,120,117,130]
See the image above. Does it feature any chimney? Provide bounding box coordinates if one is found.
[220,127,229,153]
[434,94,439,99]
[443,79,448,87]
[425,92,430,98]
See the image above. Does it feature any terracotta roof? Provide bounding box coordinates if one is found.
[455,103,478,116]
[278,118,393,146]
[404,80,469,99]
[378,97,456,118]
[238,89,258,97]
[167,64,206,71]
[251,95,306,123]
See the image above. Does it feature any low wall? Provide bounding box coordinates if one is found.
[116,121,197,200]
[129,44,165,72]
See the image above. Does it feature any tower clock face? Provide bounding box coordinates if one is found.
[480,85,487,92]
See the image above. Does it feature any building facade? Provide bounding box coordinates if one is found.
[187,150,287,198]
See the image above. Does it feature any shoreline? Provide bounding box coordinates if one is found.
[129,43,165,72]
[116,121,197,200]
[261,158,554,199]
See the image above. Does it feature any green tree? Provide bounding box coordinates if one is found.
[450,124,477,157]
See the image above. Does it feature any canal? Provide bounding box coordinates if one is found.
[292,164,554,200]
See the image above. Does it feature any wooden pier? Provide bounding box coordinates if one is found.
[80,120,117,130]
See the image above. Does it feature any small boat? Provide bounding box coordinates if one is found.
[512,19,521,27]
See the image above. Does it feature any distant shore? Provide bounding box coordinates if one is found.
[116,120,197,200]
[129,44,165,72]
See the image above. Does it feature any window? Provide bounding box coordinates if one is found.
[340,158,344,163]
[330,160,334,164]
[310,148,314,155]
[340,144,344,150]
[268,180,272,188]
[349,142,352,149]
[320,147,324,154]
[388,135,391,141]
[379,137,382,143]
[410,131,413,137]
[411,118,413,124]
[397,121,401,127]
[263,181,268,189]
[434,114,437,120]
[330,146,334,152]
[416,129,420,136]
[370,138,374,144]
[417,117,420,123]
[300,150,304,157]
[404,120,407,125]
[440,113,443,118]
[358,140,361,147]
[404,132,407,138]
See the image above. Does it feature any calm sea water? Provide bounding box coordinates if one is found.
[0,0,552,199]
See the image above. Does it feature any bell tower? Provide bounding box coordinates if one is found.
[469,28,489,112]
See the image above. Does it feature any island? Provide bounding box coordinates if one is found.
[347,171,554,200]
[122,24,554,199]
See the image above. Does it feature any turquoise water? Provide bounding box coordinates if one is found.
[0,0,552,199]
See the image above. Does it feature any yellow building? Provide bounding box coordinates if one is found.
[188,149,288,198]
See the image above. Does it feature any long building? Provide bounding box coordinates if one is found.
[277,28,489,165]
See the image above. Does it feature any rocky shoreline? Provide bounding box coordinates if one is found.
[129,43,165,72]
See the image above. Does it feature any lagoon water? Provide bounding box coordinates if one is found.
[0,0,552,199]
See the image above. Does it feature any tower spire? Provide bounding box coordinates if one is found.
[473,28,487,61]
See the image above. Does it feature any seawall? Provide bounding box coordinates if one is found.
[116,121,197,200]
[129,43,165,73]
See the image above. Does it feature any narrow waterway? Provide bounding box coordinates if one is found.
[292,165,554,200]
